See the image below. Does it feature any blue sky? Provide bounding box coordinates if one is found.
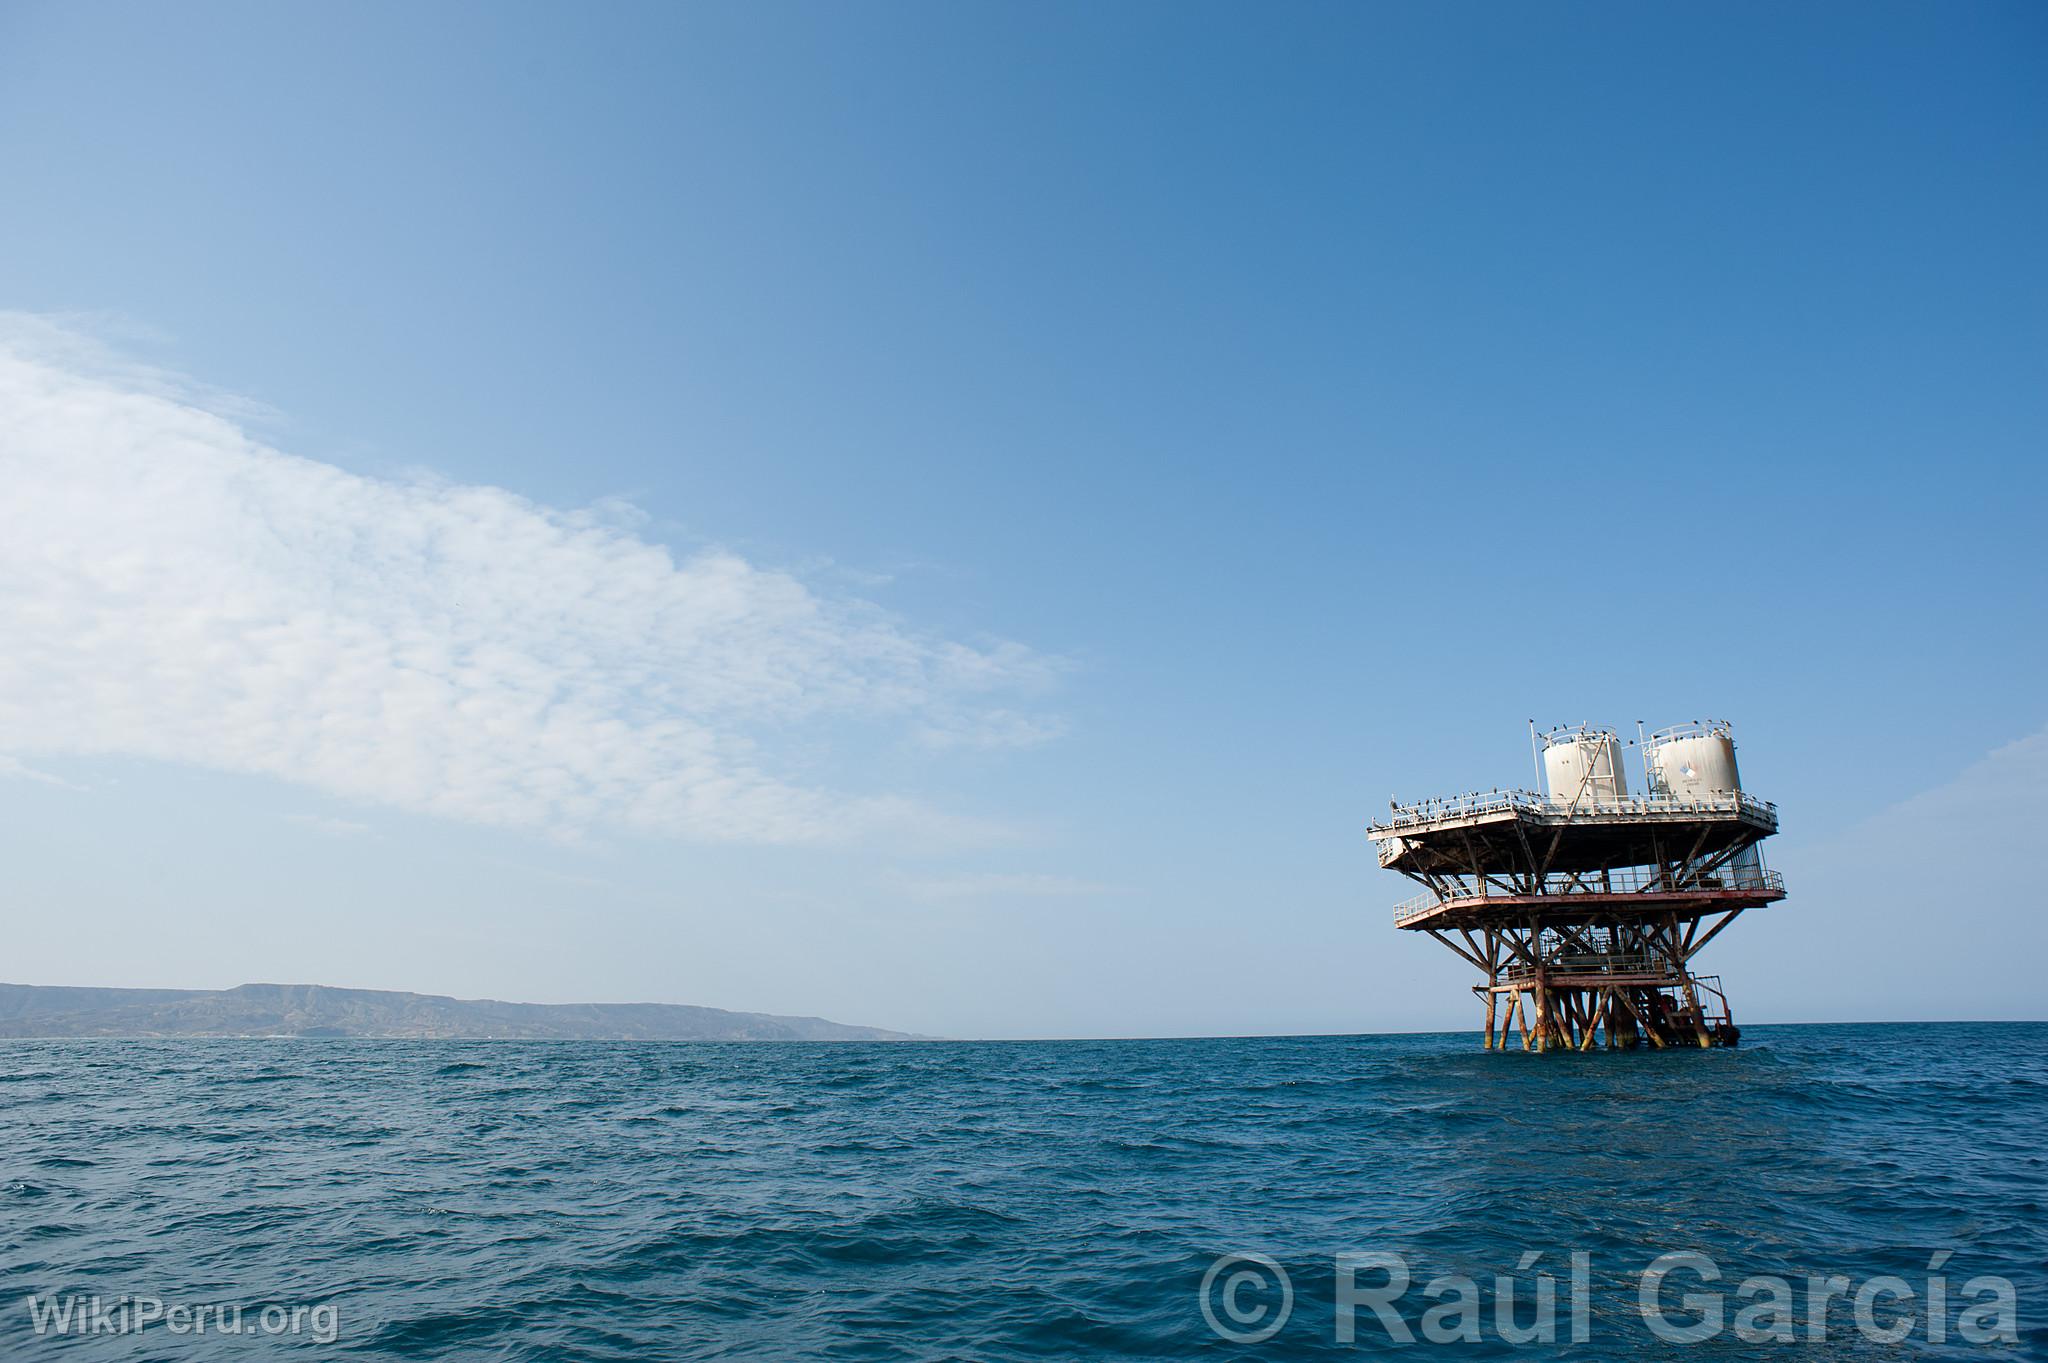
[0,2,2042,1036]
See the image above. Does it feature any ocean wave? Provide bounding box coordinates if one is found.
[0,1024,2040,1360]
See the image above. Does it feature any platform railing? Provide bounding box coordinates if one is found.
[1390,866,1786,926]
[1502,954,1672,982]
[1369,787,1777,837]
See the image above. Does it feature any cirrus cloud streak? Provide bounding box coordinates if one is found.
[0,316,1060,846]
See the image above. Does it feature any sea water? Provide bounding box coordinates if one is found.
[3,1023,2042,1359]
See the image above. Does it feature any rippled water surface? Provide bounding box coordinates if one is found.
[3,1024,2043,1359]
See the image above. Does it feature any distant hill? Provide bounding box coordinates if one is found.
[0,982,916,1041]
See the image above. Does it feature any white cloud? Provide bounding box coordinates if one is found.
[917,707,1070,750]
[1744,723,2048,1021]
[0,754,85,791]
[1795,725,2046,873]
[0,315,1060,846]
[283,813,376,839]
[892,870,1115,901]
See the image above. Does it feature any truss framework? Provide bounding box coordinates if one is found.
[1369,803,1785,1050]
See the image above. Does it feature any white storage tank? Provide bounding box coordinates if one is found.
[1647,722,1742,799]
[1541,727,1629,808]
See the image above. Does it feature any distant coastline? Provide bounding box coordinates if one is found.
[0,982,916,1041]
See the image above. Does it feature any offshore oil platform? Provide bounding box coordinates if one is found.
[1368,722,1785,1050]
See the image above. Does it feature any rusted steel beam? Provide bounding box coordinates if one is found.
[1688,838,1755,884]
[1511,819,1541,892]
[1685,908,1745,960]
[1397,886,1783,913]
[1495,927,1544,971]
[1459,829,1487,885]
[1676,824,1713,883]
[1549,922,1601,956]
[1425,928,1488,972]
